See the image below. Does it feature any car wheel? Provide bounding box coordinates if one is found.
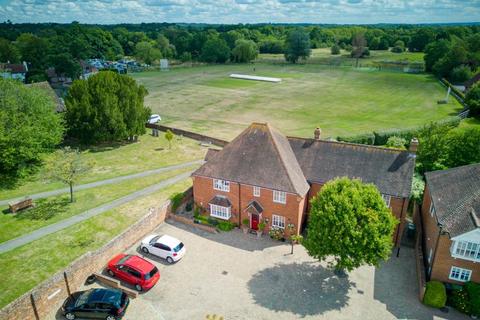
[107,269,115,277]
[135,284,143,291]
[166,256,174,264]
[141,246,149,254]
[106,315,116,320]
[65,312,75,320]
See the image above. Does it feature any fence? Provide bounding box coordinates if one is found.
[413,202,427,302]
[438,78,470,118]
[146,123,229,147]
[0,201,171,320]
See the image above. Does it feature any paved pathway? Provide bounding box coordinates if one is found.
[0,170,194,254]
[0,160,203,206]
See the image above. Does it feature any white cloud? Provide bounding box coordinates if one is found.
[0,0,478,24]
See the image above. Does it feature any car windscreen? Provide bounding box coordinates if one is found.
[116,255,131,265]
[75,291,91,307]
[144,266,158,280]
[173,242,184,253]
[149,236,160,245]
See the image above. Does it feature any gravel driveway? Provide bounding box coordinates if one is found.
[51,219,467,320]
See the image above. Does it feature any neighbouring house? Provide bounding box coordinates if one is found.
[79,60,98,80]
[26,81,66,112]
[46,67,72,87]
[0,62,28,82]
[421,163,480,284]
[192,123,416,246]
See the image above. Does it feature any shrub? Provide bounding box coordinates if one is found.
[207,217,219,226]
[465,282,480,317]
[385,136,407,149]
[449,65,472,84]
[179,52,192,62]
[217,220,235,231]
[331,44,340,55]
[337,133,375,145]
[170,192,184,212]
[269,227,285,241]
[448,286,471,315]
[391,46,404,53]
[242,218,249,227]
[373,128,419,146]
[466,83,480,116]
[410,173,425,204]
[423,281,447,308]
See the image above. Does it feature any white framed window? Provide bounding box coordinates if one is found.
[449,266,472,282]
[453,240,480,261]
[381,194,391,207]
[209,204,231,220]
[253,186,260,197]
[429,202,435,217]
[428,248,433,264]
[273,190,286,204]
[213,179,230,192]
[272,214,285,229]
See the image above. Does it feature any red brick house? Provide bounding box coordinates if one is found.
[192,123,416,245]
[421,163,480,284]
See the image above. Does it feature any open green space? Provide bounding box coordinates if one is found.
[132,62,463,140]
[257,48,425,66]
[0,134,206,200]
[0,178,192,309]
[0,166,196,243]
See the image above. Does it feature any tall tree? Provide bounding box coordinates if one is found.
[65,71,150,144]
[44,147,92,202]
[135,41,162,65]
[200,38,230,63]
[284,29,311,63]
[232,39,258,63]
[0,79,64,178]
[351,32,367,67]
[0,38,20,63]
[303,177,397,272]
[466,83,480,116]
[50,53,82,79]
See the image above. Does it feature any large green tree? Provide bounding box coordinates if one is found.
[466,83,480,116]
[0,79,64,178]
[65,71,150,144]
[135,41,162,65]
[232,39,258,63]
[284,29,311,63]
[200,37,230,63]
[303,177,397,272]
[0,37,20,63]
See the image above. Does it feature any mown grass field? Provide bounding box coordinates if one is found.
[132,60,463,141]
[0,133,206,200]
[0,178,192,309]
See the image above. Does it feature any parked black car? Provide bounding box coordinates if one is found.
[62,288,129,320]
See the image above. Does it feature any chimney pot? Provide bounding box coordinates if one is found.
[409,138,419,153]
[314,127,321,140]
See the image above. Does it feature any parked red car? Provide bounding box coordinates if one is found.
[107,254,160,291]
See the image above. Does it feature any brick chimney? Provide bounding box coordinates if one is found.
[314,127,321,140]
[409,138,419,153]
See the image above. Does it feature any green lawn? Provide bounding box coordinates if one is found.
[132,62,463,140]
[0,134,206,200]
[0,178,192,309]
[0,166,197,243]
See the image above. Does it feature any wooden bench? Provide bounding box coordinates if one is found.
[8,198,33,213]
[93,273,138,299]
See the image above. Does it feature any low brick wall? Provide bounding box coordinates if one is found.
[146,123,229,147]
[168,214,218,234]
[0,201,171,320]
[413,202,427,302]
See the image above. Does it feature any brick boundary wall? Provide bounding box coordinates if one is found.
[146,123,229,147]
[167,214,218,234]
[0,201,171,320]
[413,201,427,302]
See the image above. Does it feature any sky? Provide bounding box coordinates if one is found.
[0,0,479,25]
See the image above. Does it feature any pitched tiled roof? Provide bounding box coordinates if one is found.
[193,123,309,195]
[209,196,232,207]
[26,81,66,112]
[0,63,27,73]
[425,163,480,237]
[204,148,220,161]
[288,137,415,198]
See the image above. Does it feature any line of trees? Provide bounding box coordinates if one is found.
[1,22,479,82]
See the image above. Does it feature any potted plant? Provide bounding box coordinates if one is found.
[257,221,266,238]
[242,218,250,234]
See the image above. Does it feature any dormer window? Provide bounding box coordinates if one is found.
[213,179,230,192]
[381,194,391,207]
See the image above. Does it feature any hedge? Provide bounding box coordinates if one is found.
[336,133,375,145]
[423,281,447,308]
[373,128,419,146]
[465,282,480,317]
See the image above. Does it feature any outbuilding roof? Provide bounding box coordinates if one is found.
[425,163,480,237]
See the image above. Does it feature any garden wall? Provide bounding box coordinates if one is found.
[0,201,171,320]
[413,202,427,302]
[146,123,229,147]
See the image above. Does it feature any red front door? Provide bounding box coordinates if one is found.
[251,214,259,230]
